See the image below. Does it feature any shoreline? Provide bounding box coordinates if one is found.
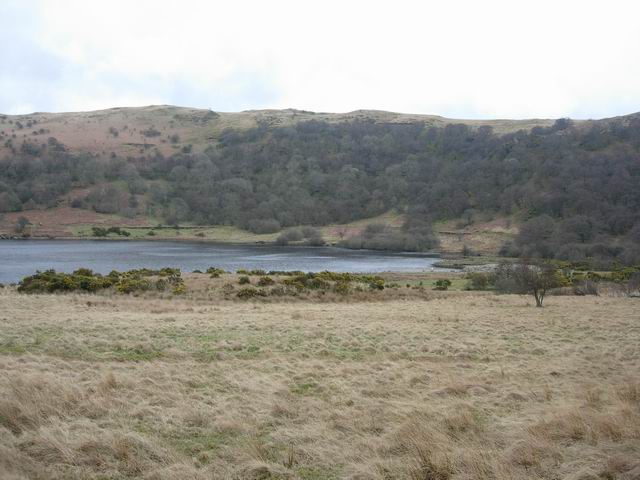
[0,235,444,257]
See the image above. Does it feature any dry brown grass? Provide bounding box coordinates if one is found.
[0,288,638,479]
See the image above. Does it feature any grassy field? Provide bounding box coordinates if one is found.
[0,279,638,480]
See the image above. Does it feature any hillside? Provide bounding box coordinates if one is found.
[1,106,639,267]
[0,105,564,158]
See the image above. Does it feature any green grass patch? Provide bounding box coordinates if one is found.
[290,380,321,395]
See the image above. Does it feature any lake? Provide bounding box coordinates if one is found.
[0,240,450,283]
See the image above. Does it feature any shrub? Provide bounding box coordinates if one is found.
[465,272,494,290]
[268,270,304,276]
[73,268,94,277]
[572,280,599,296]
[301,226,325,246]
[307,277,330,290]
[17,267,182,295]
[315,271,355,282]
[236,287,267,299]
[339,219,438,252]
[282,278,306,291]
[334,282,351,295]
[238,276,251,285]
[141,127,161,138]
[206,267,226,277]
[92,226,130,237]
[18,269,112,293]
[107,226,130,237]
[269,286,287,296]
[158,267,181,278]
[462,245,479,257]
[257,276,275,287]
[301,226,321,238]
[305,235,325,247]
[15,216,30,234]
[92,226,108,237]
[433,279,452,291]
[276,228,304,245]
[115,278,150,294]
[246,219,281,234]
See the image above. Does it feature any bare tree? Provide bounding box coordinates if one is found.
[494,261,564,307]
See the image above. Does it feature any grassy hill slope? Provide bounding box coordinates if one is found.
[0,105,566,158]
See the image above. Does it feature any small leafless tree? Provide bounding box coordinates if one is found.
[494,260,564,307]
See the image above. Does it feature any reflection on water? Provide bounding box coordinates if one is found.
[0,240,449,283]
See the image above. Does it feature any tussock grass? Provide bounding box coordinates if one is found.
[0,288,638,479]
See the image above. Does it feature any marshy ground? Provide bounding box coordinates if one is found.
[0,282,639,479]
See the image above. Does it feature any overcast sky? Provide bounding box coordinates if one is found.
[1,0,639,119]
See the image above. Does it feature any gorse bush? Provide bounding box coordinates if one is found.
[279,271,384,291]
[206,267,226,278]
[236,287,267,299]
[229,270,386,299]
[257,276,275,287]
[18,267,184,295]
[334,282,350,295]
[115,277,151,294]
[17,269,114,293]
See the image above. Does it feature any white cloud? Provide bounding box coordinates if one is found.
[1,0,639,118]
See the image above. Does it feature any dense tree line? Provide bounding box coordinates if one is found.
[1,114,639,265]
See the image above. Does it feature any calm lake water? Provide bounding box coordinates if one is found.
[0,240,449,283]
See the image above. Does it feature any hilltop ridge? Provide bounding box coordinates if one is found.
[0,104,581,158]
